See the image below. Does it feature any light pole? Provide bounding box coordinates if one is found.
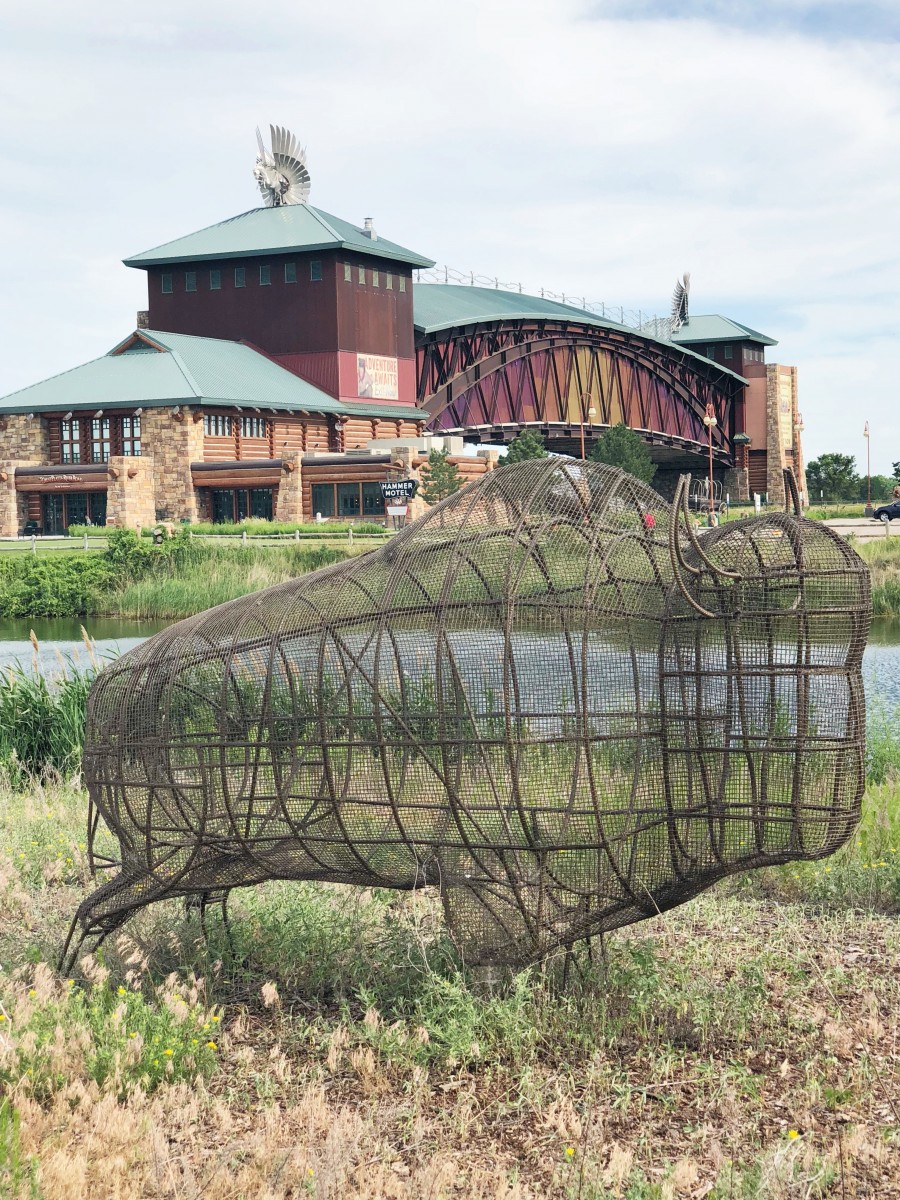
[864,422,873,517]
[703,402,717,527]
[580,395,596,461]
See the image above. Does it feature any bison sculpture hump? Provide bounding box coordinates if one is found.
[73,459,871,967]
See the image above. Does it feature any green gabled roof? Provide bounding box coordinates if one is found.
[0,330,344,416]
[0,330,426,422]
[124,205,434,270]
[670,314,777,347]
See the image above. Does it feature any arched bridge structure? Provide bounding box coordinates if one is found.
[413,285,745,468]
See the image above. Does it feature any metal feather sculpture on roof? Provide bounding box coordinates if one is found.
[66,460,870,971]
[671,272,691,331]
[253,124,311,207]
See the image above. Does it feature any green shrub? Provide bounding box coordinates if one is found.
[0,967,219,1101]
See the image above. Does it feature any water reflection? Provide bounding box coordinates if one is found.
[0,616,898,709]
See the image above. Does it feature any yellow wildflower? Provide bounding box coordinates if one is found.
[206,1040,217,1050]
[788,1129,800,1140]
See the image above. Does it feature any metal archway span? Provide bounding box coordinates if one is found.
[416,321,743,462]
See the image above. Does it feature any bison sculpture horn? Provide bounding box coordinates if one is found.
[67,459,871,969]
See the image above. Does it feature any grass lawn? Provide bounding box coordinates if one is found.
[1,765,899,1198]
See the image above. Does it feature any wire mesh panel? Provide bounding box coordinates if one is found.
[73,460,871,967]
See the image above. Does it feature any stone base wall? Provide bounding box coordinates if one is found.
[0,415,49,464]
[142,409,204,522]
[106,455,156,529]
[724,467,750,504]
[0,460,38,538]
[275,454,304,522]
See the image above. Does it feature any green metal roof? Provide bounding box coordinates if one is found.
[0,330,425,422]
[669,314,777,347]
[413,285,748,383]
[412,284,629,336]
[124,205,434,270]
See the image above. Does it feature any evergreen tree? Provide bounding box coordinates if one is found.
[589,422,656,485]
[419,448,464,504]
[504,429,547,463]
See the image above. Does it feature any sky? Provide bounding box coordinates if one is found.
[1,0,898,472]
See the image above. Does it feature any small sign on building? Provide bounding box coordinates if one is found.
[380,478,418,502]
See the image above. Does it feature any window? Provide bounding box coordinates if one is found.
[399,276,406,293]
[121,414,141,456]
[309,259,322,282]
[372,270,379,287]
[240,416,268,439]
[185,271,197,293]
[358,265,365,285]
[344,263,352,283]
[386,272,393,290]
[706,345,716,358]
[209,269,221,290]
[234,267,246,288]
[61,419,81,464]
[362,482,386,515]
[284,262,297,284]
[311,483,335,519]
[204,414,233,437]
[259,264,271,286]
[723,344,733,360]
[161,273,173,294]
[91,417,111,463]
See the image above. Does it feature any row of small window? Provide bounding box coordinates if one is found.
[161,263,407,293]
[203,415,269,439]
[704,344,765,364]
[342,264,406,291]
[162,262,320,293]
[60,416,141,464]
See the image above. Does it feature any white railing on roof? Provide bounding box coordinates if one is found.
[413,265,676,341]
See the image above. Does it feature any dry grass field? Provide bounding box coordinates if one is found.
[1,772,900,1199]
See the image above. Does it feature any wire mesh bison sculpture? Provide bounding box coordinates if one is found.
[67,459,871,969]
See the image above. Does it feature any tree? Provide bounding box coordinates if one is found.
[419,448,464,504]
[860,474,894,503]
[891,462,900,485]
[504,430,547,463]
[589,422,656,485]
[805,453,860,502]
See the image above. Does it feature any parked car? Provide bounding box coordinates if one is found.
[873,500,900,523]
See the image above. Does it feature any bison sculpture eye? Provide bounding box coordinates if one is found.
[66,460,871,969]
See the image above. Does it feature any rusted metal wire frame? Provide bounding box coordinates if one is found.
[417,321,740,458]
[68,459,870,969]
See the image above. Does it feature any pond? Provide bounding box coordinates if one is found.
[0,615,898,708]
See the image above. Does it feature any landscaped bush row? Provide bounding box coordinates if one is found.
[0,530,351,620]
[67,519,389,538]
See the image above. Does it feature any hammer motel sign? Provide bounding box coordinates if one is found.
[380,479,418,501]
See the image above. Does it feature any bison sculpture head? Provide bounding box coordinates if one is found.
[70,459,871,968]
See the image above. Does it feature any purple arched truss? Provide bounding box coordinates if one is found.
[416,320,743,462]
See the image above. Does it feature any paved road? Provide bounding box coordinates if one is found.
[820,518,895,543]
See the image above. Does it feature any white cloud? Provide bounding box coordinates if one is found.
[1,0,898,469]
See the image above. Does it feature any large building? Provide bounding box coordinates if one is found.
[670,315,806,505]
[0,129,805,535]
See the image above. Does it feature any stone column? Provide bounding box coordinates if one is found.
[723,467,749,505]
[275,452,304,522]
[106,455,156,529]
[0,414,50,463]
[0,461,38,538]
[765,367,787,508]
[142,408,205,522]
